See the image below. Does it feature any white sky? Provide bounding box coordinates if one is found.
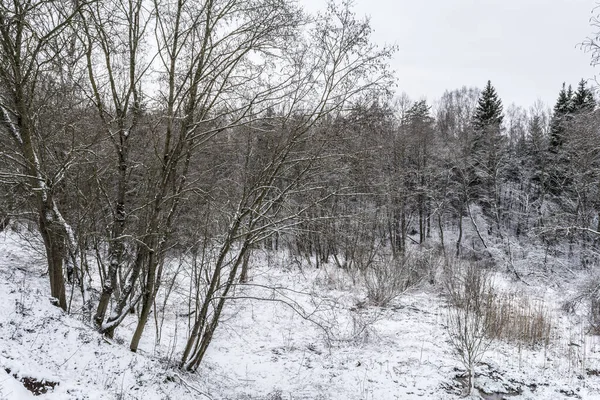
[302,0,599,109]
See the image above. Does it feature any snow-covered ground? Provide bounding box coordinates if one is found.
[1,228,600,399]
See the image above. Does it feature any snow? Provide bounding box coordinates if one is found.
[1,227,600,399]
[0,368,36,400]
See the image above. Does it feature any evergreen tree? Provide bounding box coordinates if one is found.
[469,81,506,226]
[527,114,548,189]
[546,80,593,195]
[549,83,572,152]
[471,80,505,160]
[528,114,545,153]
[572,79,596,112]
[473,80,504,130]
[403,100,435,243]
[403,100,434,130]
[566,84,574,110]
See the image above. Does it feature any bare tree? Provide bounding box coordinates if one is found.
[78,0,150,332]
[177,0,395,370]
[0,0,86,310]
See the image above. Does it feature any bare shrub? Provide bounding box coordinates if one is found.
[362,252,426,307]
[445,263,554,394]
[413,244,446,285]
[562,277,600,334]
[445,263,496,394]
[444,261,493,313]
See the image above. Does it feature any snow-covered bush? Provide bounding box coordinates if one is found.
[362,251,428,306]
[563,276,600,334]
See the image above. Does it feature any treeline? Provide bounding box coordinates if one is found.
[295,79,600,269]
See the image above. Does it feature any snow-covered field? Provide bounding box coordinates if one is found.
[1,228,600,399]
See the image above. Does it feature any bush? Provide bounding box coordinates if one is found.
[362,252,425,306]
[444,262,553,394]
[445,263,496,394]
[562,277,600,335]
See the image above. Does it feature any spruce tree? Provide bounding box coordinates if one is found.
[404,100,433,128]
[549,83,572,152]
[473,80,504,130]
[572,79,595,112]
[469,81,506,223]
[546,80,594,195]
[527,114,548,188]
[528,115,545,153]
[471,80,504,160]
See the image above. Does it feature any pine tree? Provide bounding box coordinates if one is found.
[403,100,434,132]
[471,80,505,161]
[572,79,595,112]
[546,80,594,195]
[549,83,572,152]
[469,81,506,226]
[528,114,545,153]
[403,100,434,243]
[566,84,574,111]
[473,80,504,130]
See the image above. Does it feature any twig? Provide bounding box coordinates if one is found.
[467,203,487,249]
[172,372,213,400]
[57,344,85,368]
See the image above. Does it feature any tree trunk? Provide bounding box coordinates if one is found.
[0,215,8,232]
[438,213,446,261]
[39,203,67,311]
[101,246,147,337]
[239,248,251,283]
[456,203,463,257]
[94,139,129,328]
[130,246,159,352]
[419,197,424,244]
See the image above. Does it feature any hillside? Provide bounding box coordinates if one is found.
[1,226,600,400]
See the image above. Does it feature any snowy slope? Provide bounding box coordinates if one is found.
[1,228,600,399]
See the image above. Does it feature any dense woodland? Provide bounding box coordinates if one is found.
[2,0,600,376]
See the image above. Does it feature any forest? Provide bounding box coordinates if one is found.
[2,0,600,398]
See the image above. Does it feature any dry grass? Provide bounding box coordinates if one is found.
[445,261,553,347]
[486,293,552,347]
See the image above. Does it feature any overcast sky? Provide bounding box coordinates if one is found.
[304,0,598,109]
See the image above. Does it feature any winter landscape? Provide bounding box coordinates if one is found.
[2,0,600,399]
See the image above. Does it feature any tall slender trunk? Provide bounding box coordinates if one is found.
[185,239,250,371]
[419,195,424,244]
[130,136,193,351]
[456,201,463,257]
[17,100,68,311]
[239,246,251,283]
[39,200,67,310]
[400,205,406,254]
[130,245,159,351]
[94,140,129,327]
[438,213,446,261]
[101,246,147,337]
[426,203,431,238]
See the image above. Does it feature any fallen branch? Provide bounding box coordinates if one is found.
[172,372,213,400]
